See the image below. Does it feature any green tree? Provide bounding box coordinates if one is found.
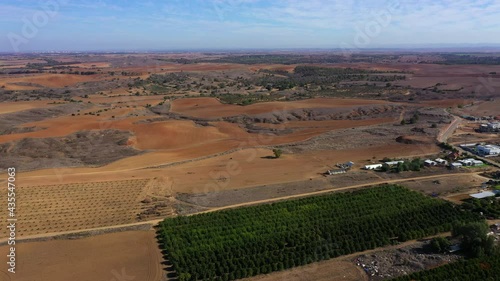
[178,273,191,281]
[273,149,283,159]
[430,237,451,253]
[453,221,496,258]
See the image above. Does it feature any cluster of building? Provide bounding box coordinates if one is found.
[450,158,484,169]
[423,158,448,166]
[479,122,500,133]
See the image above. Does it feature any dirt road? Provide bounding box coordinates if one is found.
[438,115,462,143]
[3,171,483,244]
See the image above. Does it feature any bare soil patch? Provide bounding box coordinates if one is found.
[0,230,164,281]
[243,261,367,281]
[0,73,105,89]
[399,173,486,195]
[0,100,62,115]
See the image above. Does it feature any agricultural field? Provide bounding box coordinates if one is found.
[0,230,164,281]
[0,178,176,238]
[158,185,480,280]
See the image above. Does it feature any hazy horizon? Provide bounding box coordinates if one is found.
[2,0,500,52]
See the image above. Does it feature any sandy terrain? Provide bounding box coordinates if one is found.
[0,100,61,115]
[0,230,163,281]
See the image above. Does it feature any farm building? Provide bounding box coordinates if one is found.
[477,145,500,156]
[435,158,448,165]
[424,159,437,166]
[450,162,463,169]
[385,160,404,166]
[470,191,497,199]
[364,164,383,170]
[327,169,347,175]
[344,161,355,168]
[458,158,484,166]
[337,161,355,169]
[479,122,500,132]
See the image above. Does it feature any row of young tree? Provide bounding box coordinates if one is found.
[158,185,480,281]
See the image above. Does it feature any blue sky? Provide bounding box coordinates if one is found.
[1,0,500,52]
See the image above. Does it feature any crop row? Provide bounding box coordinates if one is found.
[158,185,481,281]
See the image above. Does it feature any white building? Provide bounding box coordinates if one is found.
[470,191,496,199]
[435,158,448,165]
[458,158,484,166]
[364,164,383,170]
[385,160,404,166]
[477,145,500,156]
[424,159,437,166]
[485,122,500,131]
[450,162,463,169]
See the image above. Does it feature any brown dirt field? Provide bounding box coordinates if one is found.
[446,193,475,204]
[256,118,395,129]
[248,64,298,72]
[0,59,43,68]
[171,97,395,118]
[243,261,367,281]
[419,99,471,108]
[398,173,486,195]
[456,99,500,117]
[0,73,105,89]
[113,62,247,75]
[86,94,164,105]
[15,141,439,194]
[71,62,111,68]
[0,101,61,115]
[0,230,163,281]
